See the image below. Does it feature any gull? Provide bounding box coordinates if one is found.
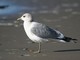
[17,13,77,53]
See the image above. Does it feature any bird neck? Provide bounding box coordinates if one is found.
[23,21,32,27]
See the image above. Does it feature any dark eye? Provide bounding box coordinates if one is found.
[23,16,25,17]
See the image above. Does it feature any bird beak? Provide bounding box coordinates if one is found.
[17,18,21,21]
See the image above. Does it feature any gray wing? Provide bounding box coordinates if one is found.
[31,23,61,39]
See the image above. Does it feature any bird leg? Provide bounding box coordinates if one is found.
[33,42,41,53]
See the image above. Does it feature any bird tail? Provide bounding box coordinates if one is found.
[61,36,77,43]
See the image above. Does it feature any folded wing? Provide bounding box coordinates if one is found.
[31,23,64,39]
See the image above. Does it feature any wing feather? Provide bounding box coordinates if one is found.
[31,23,60,39]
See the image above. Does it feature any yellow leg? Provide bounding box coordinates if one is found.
[34,42,41,53]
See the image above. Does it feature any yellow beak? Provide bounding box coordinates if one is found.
[17,18,21,20]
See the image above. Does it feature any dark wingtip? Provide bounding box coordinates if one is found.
[62,36,78,43]
[72,39,78,43]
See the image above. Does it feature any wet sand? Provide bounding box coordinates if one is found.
[0,14,80,60]
[0,0,80,60]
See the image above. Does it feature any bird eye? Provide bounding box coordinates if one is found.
[23,16,25,17]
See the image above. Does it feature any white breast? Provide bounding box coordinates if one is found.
[23,22,48,43]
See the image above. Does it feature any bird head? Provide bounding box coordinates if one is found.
[17,13,33,22]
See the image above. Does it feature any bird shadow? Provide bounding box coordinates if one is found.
[54,48,80,52]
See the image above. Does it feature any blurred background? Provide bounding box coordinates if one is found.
[0,0,80,25]
[0,0,80,60]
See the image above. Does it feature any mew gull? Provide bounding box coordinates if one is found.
[17,13,77,53]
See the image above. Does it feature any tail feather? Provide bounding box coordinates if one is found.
[62,36,77,43]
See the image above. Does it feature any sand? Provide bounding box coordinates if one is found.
[0,0,80,60]
[0,15,80,60]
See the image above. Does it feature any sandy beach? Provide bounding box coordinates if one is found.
[0,0,80,60]
[0,15,80,60]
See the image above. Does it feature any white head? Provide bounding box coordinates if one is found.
[17,13,33,22]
